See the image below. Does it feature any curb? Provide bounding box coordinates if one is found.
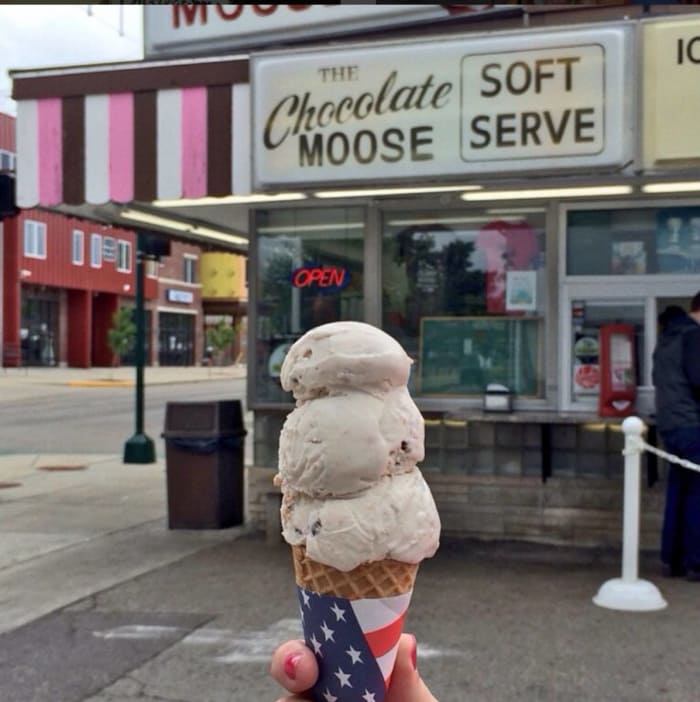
[66,380,134,388]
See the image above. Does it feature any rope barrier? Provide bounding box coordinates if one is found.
[632,437,700,474]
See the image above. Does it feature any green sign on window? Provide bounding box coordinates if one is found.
[419,316,541,396]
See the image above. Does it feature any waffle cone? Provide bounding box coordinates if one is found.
[292,544,418,599]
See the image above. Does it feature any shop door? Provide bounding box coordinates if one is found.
[159,313,195,366]
[561,279,698,414]
[21,293,59,367]
[566,299,645,412]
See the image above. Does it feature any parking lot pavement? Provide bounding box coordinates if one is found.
[2,526,699,702]
[2,370,699,700]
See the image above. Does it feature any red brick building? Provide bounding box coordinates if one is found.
[1,112,206,368]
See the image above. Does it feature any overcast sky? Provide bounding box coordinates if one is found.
[0,5,144,115]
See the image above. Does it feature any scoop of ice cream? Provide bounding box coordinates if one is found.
[281,471,440,572]
[277,386,424,497]
[280,321,412,402]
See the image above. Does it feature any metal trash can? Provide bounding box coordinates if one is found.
[162,400,246,529]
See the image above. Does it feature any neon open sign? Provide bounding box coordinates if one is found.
[291,265,350,290]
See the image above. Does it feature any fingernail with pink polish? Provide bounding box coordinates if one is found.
[410,635,418,670]
[284,652,303,680]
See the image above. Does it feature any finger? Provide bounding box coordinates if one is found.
[270,639,319,695]
[387,633,438,702]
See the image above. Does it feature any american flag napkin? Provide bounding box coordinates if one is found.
[297,586,412,702]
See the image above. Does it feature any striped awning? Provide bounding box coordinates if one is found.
[11,56,251,208]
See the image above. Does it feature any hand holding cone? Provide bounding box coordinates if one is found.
[272,633,439,702]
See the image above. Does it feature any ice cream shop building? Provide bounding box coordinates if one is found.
[8,3,700,548]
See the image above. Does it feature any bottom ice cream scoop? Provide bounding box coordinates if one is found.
[282,471,440,572]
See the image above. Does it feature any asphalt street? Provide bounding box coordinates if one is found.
[0,376,247,455]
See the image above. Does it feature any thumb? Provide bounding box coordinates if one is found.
[387,634,438,702]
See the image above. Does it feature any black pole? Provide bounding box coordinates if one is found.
[123,232,155,464]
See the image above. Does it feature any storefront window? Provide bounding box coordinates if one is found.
[254,207,365,403]
[382,208,546,398]
[567,206,700,275]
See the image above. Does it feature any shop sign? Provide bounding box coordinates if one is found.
[167,289,194,304]
[642,18,700,166]
[291,264,350,290]
[143,5,499,58]
[102,237,116,262]
[252,25,632,187]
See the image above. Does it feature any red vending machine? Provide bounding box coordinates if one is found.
[598,323,637,417]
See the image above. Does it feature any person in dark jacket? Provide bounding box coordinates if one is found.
[652,292,700,579]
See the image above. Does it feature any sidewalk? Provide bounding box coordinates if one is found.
[0,453,242,635]
[0,363,249,633]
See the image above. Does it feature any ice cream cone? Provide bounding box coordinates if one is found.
[292,544,418,598]
[277,323,440,702]
[292,545,417,701]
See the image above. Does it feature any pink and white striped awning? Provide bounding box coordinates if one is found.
[12,57,251,208]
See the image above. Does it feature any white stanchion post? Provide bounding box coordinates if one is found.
[621,417,641,584]
[593,416,668,612]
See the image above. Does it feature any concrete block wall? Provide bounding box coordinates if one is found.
[247,410,666,551]
[427,473,664,549]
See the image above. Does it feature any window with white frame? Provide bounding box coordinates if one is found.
[146,259,159,278]
[183,255,197,283]
[23,220,47,259]
[117,240,132,272]
[72,229,84,265]
[0,150,15,171]
[561,203,700,413]
[90,233,102,268]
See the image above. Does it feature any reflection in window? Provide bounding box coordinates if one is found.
[254,207,365,403]
[382,209,546,397]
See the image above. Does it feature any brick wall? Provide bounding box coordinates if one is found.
[245,409,666,551]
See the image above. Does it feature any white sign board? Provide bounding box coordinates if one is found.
[252,26,632,188]
[144,5,488,58]
[643,17,700,166]
[167,289,194,304]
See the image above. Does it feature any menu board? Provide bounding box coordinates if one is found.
[419,316,540,396]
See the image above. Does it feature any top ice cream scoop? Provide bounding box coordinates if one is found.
[280,321,412,401]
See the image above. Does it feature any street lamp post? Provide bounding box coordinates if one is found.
[123,231,156,464]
